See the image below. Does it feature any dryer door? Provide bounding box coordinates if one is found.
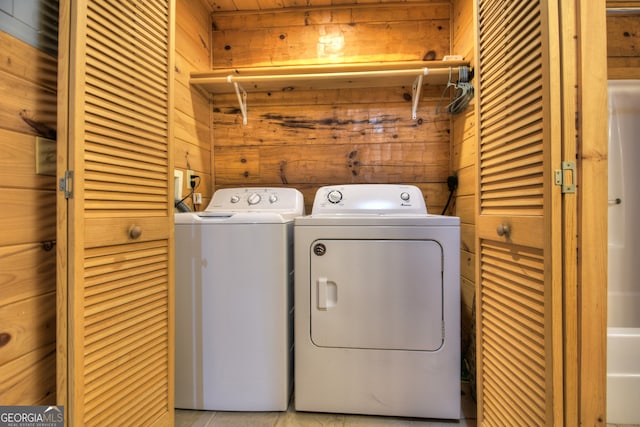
[310,239,444,351]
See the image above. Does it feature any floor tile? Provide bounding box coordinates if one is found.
[176,382,476,426]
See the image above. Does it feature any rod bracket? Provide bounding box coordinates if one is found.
[411,68,429,120]
[228,76,248,125]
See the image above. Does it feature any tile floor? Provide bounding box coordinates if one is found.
[175,383,477,427]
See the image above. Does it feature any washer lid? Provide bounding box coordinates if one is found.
[311,184,428,215]
[175,211,296,224]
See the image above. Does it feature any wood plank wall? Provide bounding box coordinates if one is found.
[0,31,57,405]
[175,0,214,210]
[451,0,476,377]
[607,1,640,79]
[208,2,456,214]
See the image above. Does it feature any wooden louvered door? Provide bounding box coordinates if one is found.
[57,0,175,425]
[475,0,564,425]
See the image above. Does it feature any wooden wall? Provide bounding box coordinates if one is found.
[607,1,640,79]
[451,0,476,372]
[0,31,57,405]
[208,2,456,213]
[175,0,214,210]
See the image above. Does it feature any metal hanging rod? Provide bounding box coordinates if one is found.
[607,8,640,14]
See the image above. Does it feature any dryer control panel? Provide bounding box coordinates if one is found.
[312,184,427,215]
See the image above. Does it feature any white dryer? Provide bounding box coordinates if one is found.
[174,187,304,411]
[294,184,460,419]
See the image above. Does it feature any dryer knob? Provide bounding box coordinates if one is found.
[269,194,278,204]
[230,195,241,203]
[400,192,410,201]
[327,190,343,204]
[247,193,262,205]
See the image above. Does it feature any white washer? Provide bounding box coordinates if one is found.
[174,187,304,411]
[294,184,460,419]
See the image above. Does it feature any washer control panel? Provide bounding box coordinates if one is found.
[312,184,427,215]
[205,187,304,215]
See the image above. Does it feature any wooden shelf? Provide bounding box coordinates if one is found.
[190,60,471,124]
[190,60,469,93]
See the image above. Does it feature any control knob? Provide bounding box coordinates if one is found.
[247,193,262,205]
[230,195,241,203]
[400,192,411,201]
[269,194,278,204]
[327,190,343,204]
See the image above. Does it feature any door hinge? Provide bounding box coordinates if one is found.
[59,170,73,199]
[554,161,576,194]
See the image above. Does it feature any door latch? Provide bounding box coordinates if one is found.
[554,161,576,194]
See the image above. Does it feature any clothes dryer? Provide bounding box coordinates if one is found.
[175,187,304,411]
[294,184,460,419]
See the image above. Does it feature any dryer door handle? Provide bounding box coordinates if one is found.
[317,277,337,310]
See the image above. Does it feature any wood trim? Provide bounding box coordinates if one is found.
[55,0,71,414]
[577,0,609,424]
[541,0,565,423]
[166,0,177,418]
[558,0,580,424]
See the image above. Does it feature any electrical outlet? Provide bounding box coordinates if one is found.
[187,169,196,189]
[193,193,202,205]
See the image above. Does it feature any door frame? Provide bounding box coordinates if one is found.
[573,0,609,424]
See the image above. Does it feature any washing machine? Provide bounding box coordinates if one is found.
[294,184,460,419]
[174,187,304,411]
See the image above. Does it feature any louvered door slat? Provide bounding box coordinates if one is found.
[478,3,507,47]
[85,348,167,424]
[479,240,549,425]
[59,0,175,424]
[116,0,169,46]
[483,145,543,173]
[84,323,167,387]
[476,0,563,422]
[482,289,545,340]
[482,364,545,425]
[89,1,168,81]
[85,36,166,98]
[483,315,545,369]
[85,172,167,193]
[482,341,546,406]
[85,144,166,169]
[85,57,167,112]
[481,71,542,120]
[83,125,167,155]
[85,89,167,128]
[481,100,543,143]
[480,118,542,152]
[85,102,166,139]
[85,70,166,117]
[86,181,167,198]
[85,22,167,85]
[84,153,167,176]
